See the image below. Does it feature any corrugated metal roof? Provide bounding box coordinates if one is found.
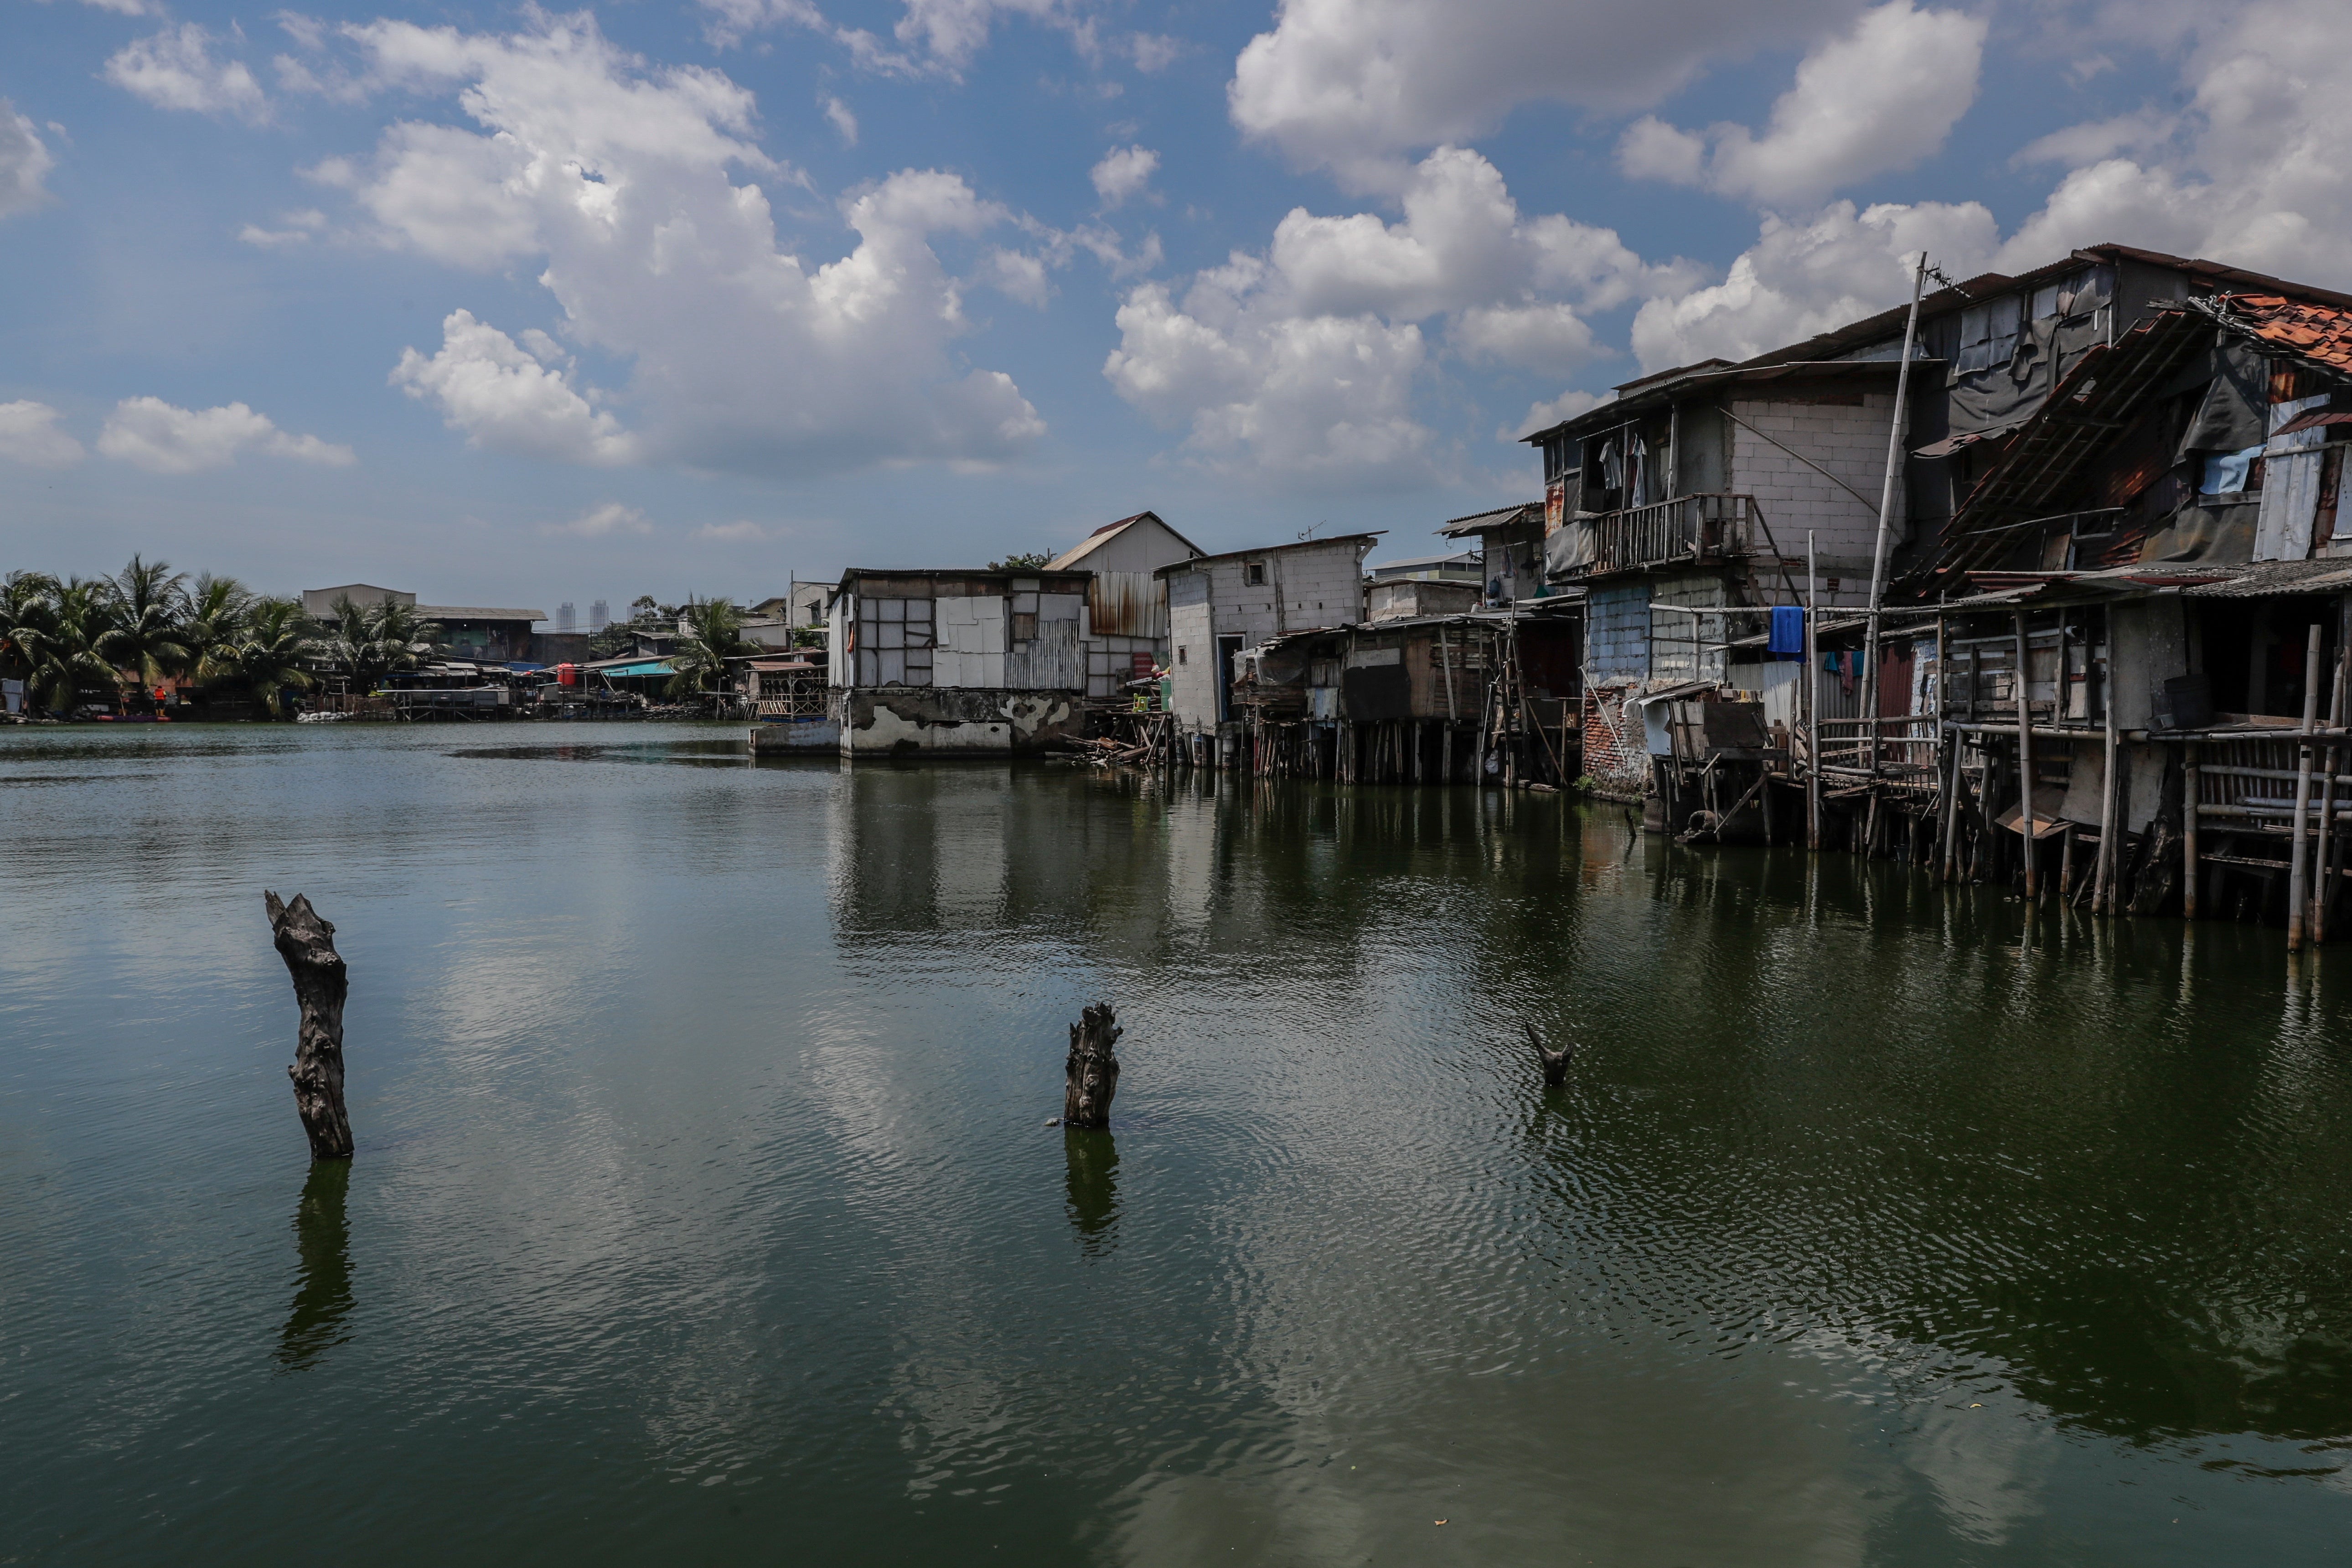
[1437,503,1540,538]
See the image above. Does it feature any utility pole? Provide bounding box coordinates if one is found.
[1862,252,1932,779]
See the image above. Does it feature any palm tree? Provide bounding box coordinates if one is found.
[365,599,439,681]
[665,596,757,703]
[183,574,255,682]
[0,571,62,713]
[15,578,119,715]
[221,598,320,718]
[96,554,191,696]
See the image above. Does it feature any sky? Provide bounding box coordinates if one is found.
[5,0,2350,612]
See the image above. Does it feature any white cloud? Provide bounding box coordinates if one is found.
[0,402,85,467]
[79,0,160,14]
[1626,0,2352,372]
[393,310,640,466]
[823,94,859,146]
[1617,3,1986,208]
[1990,0,2352,287]
[695,0,1086,76]
[1515,388,1606,439]
[1630,200,1997,372]
[1130,34,1182,72]
[1091,145,1158,208]
[95,397,355,473]
[541,502,651,537]
[104,24,269,123]
[1229,0,1862,179]
[694,519,766,541]
[288,13,1045,476]
[238,208,328,248]
[1102,146,1693,482]
[0,101,57,220]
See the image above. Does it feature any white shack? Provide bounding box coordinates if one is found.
[826,567,1091,755]
[1046,510,1207,698]
[1157,533,1380,733]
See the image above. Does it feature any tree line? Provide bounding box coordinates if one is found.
[0,558,769,718]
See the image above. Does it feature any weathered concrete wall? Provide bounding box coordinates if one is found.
[833,688,1080,755]
[1168,578,1218,727]
[2110,597,2189,732]
[1728,391,1900,580]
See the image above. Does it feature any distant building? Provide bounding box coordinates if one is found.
[300,584,550,666]
[557,602,576,633]
[1047,510,1206,697]
[590,600,610,633]
[1157,533,1380,731]
[1435,504,1547,605]
[826,567,1092,754]
[1365,549,1482,584]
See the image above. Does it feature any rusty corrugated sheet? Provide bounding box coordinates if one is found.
[1087,570,1165,638]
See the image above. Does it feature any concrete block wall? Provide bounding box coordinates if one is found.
[1729,392,1902,577]
[1647,571,1736,684]
[1585,580,1651,683]
[1168,589,1218,727]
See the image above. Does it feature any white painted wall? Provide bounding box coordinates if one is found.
[933,594,1007,688]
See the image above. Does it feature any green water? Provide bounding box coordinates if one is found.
[5,724,2352,1564]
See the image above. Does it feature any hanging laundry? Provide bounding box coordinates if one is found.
[1626,432,1649,508]
[1768,605,1805,657]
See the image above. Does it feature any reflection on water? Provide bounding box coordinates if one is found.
[1062,1131,1119,1258]
[7,724,2352,1564]
[276,1161,353,1371]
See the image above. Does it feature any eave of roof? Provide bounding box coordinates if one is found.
[1153,532,1385,573]
[415,605,551,621]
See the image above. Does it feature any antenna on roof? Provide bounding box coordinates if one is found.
[1298,520,1325,541]
[1925,263,1967,298]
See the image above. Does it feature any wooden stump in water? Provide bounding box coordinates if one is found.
[265,891,354,1160]
[1062,1003,1122,1129]
[1527,1022,1573,1088]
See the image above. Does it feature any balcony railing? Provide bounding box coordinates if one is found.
[1581,492,1759,576]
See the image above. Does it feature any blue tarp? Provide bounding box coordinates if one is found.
[1768,605,1805,656]
[594,660,674,678]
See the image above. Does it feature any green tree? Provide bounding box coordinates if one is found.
[96,554,191,692]
[665,596,757,701]
[220,598,320,718]
[987,550,1054,571]
[182,574,254,684]
[14,577,119,715]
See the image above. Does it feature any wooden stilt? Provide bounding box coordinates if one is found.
[2015,611,2038,901]
[2290,624,2322,952]
[2184,742,2201,920]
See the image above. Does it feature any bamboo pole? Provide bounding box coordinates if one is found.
[2016,611,2038,900]
[2183,740,2200,921]
[1940,726,1964,881]
[2288,623,2323,952]
[2312,636,2348,942]
[1806,530,1822,851]
[2095,670,2119,914]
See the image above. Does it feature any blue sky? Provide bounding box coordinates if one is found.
[3,0,2343,611]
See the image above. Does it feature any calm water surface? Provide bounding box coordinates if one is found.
[5,723,2352,1564]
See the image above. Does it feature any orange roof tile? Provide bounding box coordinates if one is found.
[2221,294,2352,372]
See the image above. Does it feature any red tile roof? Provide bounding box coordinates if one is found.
[2218,294,2352,372]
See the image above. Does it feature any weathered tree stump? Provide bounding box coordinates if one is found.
[1526,1022,1573,1088]
[1062,1003,1122,1129]
[265,890,354,1159]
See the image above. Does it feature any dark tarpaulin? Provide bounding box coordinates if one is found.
[1340,663,1412,720]
[2139,497,2260,563]
[2178,336,2269,455]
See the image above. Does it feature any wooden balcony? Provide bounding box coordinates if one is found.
[1577,493,1760,577]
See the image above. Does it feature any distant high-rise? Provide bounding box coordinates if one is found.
[589,600,610,632]
[557,602,577,632]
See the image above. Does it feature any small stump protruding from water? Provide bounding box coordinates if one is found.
[266,891,354,1160]
[1063,1003,1122,1129]
[1527,1022,1572,1089]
